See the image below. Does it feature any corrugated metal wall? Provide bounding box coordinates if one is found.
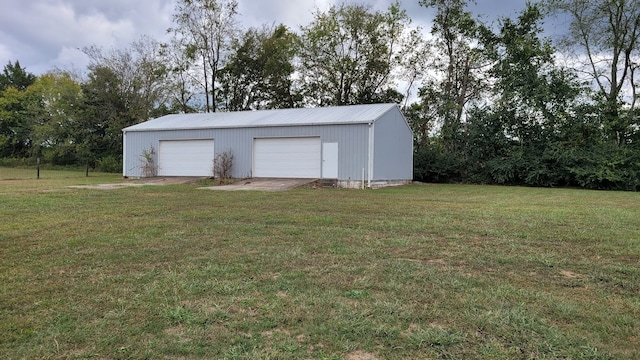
[372,109,414,181]
[123,123,371,180]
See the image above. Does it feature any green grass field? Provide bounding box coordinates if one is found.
[1,167,639,359]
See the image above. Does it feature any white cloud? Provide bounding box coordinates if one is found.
[49,46,90,75]
[0,0,173,75]
[0,43,11,64]
[31,2,135,47]
[0,0,535,76]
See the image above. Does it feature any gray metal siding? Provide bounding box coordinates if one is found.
[124,124,370,180]
[123,129,217,177]
[372,109,413,181]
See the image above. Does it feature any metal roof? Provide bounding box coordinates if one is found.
[123,103,399,132]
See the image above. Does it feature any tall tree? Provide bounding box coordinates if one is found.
[0,87,30,157]
[169,0,239,112]
[0,60,36,92]
[546,0,640,145]
[81,66,130,161]
[260,25,300,109]
[0,61,36,157]
[218,26,268,111]
[83,36,170,123]
[297,1,410,106]
[418,0,487,150]
[397,27,430,109]
[469,3,586,186]
[80,37,170,162]
[160,35,202,113]
[25,71,83,164]
[219,25,299,111]
[482,3,574,144]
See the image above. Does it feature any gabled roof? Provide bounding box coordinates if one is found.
[123,103,399,132]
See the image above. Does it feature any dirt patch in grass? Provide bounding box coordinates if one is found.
[164,325,190,343]
[560,270,584,278]
[67,183,148,189]
[346,350,380,360]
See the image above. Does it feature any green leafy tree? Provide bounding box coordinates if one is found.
[397,27,430,109]
[260,25,301,109]
[482,4,580,145]
[219,25,299,110]
[83,36,170,122]
[471,3,585,185]
[0,60,36,92]
[25,71,83,164]
[160,35,202,113]
[403,102,434,147]
[411,0,487,182]
[418,0,487,151]
[80,37,171,165]
[169,0,239,112]
[546,0,640,145]
[80,66,130,162]
[218,27,268,111]
[297,1,410,106]
[0,61,36,157]
[0,87,30,157]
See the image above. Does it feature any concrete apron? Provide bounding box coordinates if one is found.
[201,178,317,192]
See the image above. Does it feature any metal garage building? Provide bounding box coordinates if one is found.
[122,103,413,188]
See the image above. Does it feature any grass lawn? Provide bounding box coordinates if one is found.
[1,167,639,359]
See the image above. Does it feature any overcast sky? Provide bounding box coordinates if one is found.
[0,0,535,76]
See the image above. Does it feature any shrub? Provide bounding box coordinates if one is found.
[139,147,157,177]
[96,156,123,173]
[414,143,466,183]
[213,150,234,180]
[0,157,37,167]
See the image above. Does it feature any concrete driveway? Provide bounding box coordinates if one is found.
[201,178,316,191]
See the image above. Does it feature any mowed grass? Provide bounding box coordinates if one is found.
[0,166,123,192]
[1,167,639,359]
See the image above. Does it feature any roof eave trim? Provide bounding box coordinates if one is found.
[122,121,374,132]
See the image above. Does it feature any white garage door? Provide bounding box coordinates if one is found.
[158,139,214,176]
[254,137,321,178]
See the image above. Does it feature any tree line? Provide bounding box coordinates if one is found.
[1,0,639,190]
